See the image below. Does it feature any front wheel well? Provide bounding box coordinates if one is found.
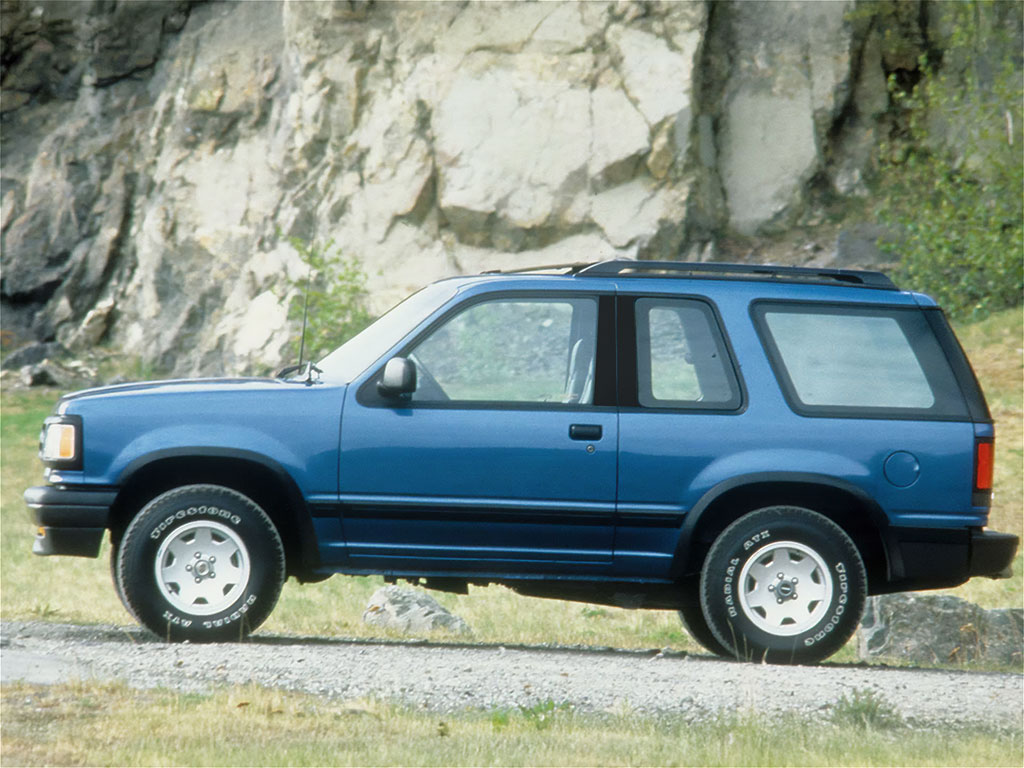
[680,481,889,594]
[109,456,317,580]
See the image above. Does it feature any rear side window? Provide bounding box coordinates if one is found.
[753,302,968,419]
[636,298,741,410]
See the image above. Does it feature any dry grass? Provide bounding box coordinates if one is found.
[2,681,1020,767]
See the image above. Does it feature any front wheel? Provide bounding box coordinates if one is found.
[699,506,866,664]
[116,485,285,642]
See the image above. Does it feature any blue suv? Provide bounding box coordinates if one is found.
[25,261,1018,663]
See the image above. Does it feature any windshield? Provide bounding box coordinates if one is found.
[316,281,459,382]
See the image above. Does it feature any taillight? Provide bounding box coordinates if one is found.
[974,438,994,492]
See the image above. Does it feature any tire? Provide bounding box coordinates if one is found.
[116,484,286,642]
[678,604,731,658]
[699,506,866,665]
[110,537,139,624]
[676,579,731,657]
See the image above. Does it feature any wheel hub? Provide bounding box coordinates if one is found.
[155,520,250,616]
[187,554,217,582]
[737,540,833,637]
[768,574,799,603]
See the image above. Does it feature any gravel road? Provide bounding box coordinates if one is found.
[2,620,1021,729]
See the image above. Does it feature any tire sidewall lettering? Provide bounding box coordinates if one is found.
[148,506,243,541]
[202,594,257,630]
[804,560,850,647]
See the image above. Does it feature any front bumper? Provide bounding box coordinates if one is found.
[24,485,117,558]
[883,525,1019,592]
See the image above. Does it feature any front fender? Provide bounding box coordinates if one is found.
[109,425,306,486]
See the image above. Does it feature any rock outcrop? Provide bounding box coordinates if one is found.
[1,0,1017,376]
[857,593,1023,667]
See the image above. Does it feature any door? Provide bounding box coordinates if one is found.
[615,296,745,577]
[338,292,617,574]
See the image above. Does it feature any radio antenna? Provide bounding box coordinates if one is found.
[296,261,313,368]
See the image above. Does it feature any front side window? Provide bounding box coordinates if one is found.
[635,298,741,410]
[753,302,967,418]
[408,297,598,404]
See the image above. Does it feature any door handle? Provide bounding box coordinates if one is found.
[569,424,602,441]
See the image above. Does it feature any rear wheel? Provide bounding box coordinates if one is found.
[699,506,866,664]
[116,484,285,642]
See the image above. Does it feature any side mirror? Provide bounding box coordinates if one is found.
[377,357,416,397]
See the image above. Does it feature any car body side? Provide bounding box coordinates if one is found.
[28,274,1013,608]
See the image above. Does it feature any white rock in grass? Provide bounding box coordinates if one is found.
[363,586,471,636]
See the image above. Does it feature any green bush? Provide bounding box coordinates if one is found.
[285,237,373,362]
[873,1,1023,320]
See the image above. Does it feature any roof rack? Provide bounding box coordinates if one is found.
[578,260,897,288]
[483,259,896,289]
[480,262,592,275]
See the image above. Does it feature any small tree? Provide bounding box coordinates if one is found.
[873,1,1023,320]
[286,237,373,363]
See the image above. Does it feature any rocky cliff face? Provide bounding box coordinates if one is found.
[0,0,964,376]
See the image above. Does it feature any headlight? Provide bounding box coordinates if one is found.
[39,417,82,468]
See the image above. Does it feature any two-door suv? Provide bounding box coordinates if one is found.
[26,260,1018,663]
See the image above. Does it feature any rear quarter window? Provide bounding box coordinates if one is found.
[752,302,968,420]
[635,298,742,410]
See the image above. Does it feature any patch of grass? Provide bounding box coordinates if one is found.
[2,681,1020,767]
[831,687,904,731]
[264,575,702,652]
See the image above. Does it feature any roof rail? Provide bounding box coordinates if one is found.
[480,262,592,275]
[575,260,898,289]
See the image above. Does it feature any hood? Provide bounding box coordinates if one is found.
[55,377,306,411]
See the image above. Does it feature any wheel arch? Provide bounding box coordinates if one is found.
[109,448,321,581]
[670,473,891,594]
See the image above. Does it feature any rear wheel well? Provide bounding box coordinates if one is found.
[109,457,317,580]
[682,482,889,594]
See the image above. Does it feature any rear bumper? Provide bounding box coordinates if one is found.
[969,530,1019,578]
[882,525,1019,592]
[24,485,116,558]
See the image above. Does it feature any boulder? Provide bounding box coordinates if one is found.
[857,593,1023,666]
[1,341,67,370]
[363,585,471,636]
